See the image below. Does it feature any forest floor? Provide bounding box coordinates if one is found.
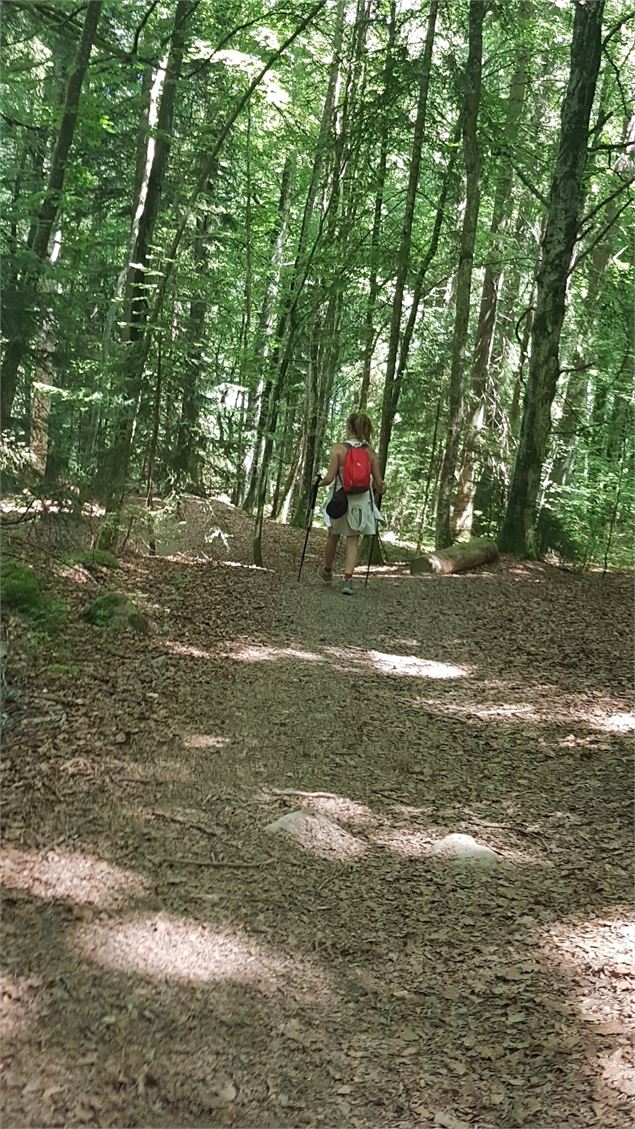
[2,499,634,1129]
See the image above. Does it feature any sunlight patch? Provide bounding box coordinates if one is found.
[164,641,215,659]
[0,849,147,908]
[0,971,38,1041]
[75,915,331,999]
[372,829,433,858]
[260,789,375,828]
[231,644,323,663]
[307,795,375,827]
[182,734,227,750]
[544,916,635,979]
[368,651,469,679]
[592,712,635,734]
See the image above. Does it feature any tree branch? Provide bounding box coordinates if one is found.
[579,175,634,231]
[570,197,632,275]
[146,0,328,331]
[602,10,635,48]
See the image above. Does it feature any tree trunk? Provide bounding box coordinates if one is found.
[173,206,211,488]
[435,0,484,549]
[252,0,346,564]
[411,537,498,575]
[0,0,102,431]
[242,156,295,510]
[359,0,397,411]
[452,6,531,537]
[100,0,190,526]
[500,0,605,557]
[378,0,439,475]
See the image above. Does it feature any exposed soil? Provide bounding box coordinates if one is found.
[2,503,634,1128]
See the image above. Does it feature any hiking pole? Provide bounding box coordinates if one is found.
[297,474,321,581]
[365,491,382,588]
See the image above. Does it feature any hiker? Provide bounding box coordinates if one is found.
[317,412,385,594]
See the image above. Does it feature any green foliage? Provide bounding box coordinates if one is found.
[64,549,119,571]
[1,559,41,613]
[1,0,632,567]
[1,558,67,630]
[80,592,148,633]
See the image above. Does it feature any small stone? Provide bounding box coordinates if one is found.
[431,833,499,863]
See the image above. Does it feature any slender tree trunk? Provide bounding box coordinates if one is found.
[378,0,439,475]
[359,0,397,410]
[173,208,211,489]
[0,0,102,431]
[252,0,346,564]
[390,121,460,423]
[100,0,190,526]
[242,156,295,509]
[435,0,484,549]
[500,0,605,556]
[452,7,530,536]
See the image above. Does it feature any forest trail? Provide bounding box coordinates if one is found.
[2,519,634,1129]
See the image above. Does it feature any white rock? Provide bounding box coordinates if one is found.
[265,808,365,859]
[265,807,313,834]
[431,833,499,863]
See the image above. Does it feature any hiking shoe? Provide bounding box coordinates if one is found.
[341,579,353,595]
[319,568,333,585]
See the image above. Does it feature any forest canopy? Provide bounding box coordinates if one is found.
[1,0,633,566]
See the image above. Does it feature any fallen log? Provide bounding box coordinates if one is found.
[410,537,498,576]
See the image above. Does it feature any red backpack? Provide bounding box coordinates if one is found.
[342,442,372,494]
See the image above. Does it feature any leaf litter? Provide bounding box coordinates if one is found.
[1,510,633,1127]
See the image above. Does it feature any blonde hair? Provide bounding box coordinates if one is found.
[346,412,373,444]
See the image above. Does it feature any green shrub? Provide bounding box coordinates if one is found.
[1,559,42,613]
[1,558,66,631]
[64,549,119,570]
[80,592,148,633]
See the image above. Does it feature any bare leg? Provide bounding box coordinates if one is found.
[344,535,359,576]
[323,531,339,571]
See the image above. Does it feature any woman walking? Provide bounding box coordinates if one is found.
[317,412,385,595]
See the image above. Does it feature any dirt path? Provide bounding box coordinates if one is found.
[2,530,634,1128]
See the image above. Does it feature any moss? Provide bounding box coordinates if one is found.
[1,559,42,613]
[1,558,66,631]
[81,592,148,633]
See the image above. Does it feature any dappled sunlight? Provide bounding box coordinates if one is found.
[541,913,635,1105]
[370,826,543,864]
[322,643,471,680]
[74,914,333,1000]
[260,788,376,828]
[591,712,635,734]
[301,795,375,828]
[231,643,324,663]
[53,562,94,585]
[164,640,216,660]
[367,650,470,679]
[371,828,433,858]
[544,914,635,981]
[412,689,634,737]
[226,639,470,680]
[182,734,228,750]
[0,849,147,908]
[0,971,37,1042]
[220,560,273,572]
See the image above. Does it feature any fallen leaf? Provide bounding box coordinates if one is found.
[434,1112,471,1129]
[592,1019,625,1035]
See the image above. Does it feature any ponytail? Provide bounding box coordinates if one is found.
[346,412,373,444]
